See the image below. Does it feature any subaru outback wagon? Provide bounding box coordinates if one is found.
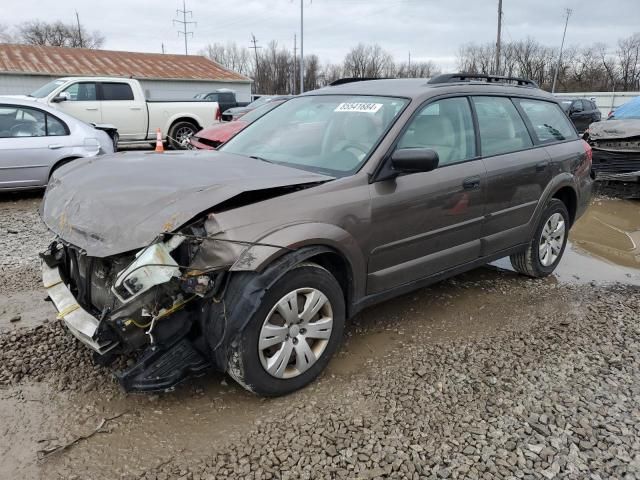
[41,74,593,396]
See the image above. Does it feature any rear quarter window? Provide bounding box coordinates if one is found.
[516,99,577,144]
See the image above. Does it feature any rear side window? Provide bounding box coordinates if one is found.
[46,114,68,136]
[472,96,533,157]
[101,83,134,101]
[516,99,577,144]
[397,97,475,166]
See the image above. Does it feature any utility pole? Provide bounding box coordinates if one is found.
[299,0,304,94]
[75,11,84,48]
[173,0,196,55]
[495,0,502,75]
[250,33,262,92]
[161,43,165,54]
[408,51,411,77]
[293,34,297,94]
[551,8,572,93]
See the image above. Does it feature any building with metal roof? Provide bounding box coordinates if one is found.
[0,43,252,101]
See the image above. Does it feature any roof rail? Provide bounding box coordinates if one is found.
[428,73,538,88]
[329,77,384,86]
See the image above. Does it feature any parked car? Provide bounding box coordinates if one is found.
[190,98,289,149]
[26,77,220,149]
[194,90,250,121]
[0,97,113,191]
[223,95,293,121]
[586,95,640,198]
[40,74,592,396]
[559,98,601,132]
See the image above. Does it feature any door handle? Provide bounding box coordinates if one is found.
[129,107,142,111]
[85,107,99,111]
[535,161,547,172]
[48,144,64,149]
[462,176,481,190]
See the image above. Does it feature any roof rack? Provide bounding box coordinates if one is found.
[428,73,538,88]
[329,77,384,86]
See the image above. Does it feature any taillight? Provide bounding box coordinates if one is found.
[215,105,222,122]
[581,139,592,166]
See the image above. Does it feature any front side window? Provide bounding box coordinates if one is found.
[472,96,533,157]
[397,97,475,166]
[101,83,134,101]
[62,82,97,101]
[516,99,577,143]
[0,105,46,138]
[221,95,408,176]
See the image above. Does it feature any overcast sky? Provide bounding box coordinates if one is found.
[3,0,639,69]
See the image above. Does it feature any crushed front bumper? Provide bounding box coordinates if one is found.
[42,262,117,355]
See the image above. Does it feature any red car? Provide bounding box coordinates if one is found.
[190,99,289,150]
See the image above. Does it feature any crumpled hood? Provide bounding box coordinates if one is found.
[41,151,332,257]
[589,119,640,140]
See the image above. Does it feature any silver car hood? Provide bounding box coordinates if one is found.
[589,119,640,140]
[41,151,332,257]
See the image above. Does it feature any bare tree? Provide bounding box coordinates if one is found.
[200,42,251,76]
[343,44,394,78]
[17,20,104,48]
[0,24,14,43]
[617,33,640,91]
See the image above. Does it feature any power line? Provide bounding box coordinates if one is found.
[250,33,262,92]
[173,0,196,55]
[74,11,84,48]
[495,0,503,74]
[552,8,572,93]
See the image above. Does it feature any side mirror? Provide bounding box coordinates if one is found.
[391,148,439,173]
[51,92,70,103]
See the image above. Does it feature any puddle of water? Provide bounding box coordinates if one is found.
[493,198,640,286]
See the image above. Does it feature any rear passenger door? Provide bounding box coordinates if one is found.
[99,82,146,140]
[472,96,551,256]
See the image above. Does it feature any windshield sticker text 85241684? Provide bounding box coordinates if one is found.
[334,102,383,113]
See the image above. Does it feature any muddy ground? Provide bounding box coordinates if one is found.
[0,192,639,479]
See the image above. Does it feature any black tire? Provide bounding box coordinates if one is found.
[227,262,346,396]
[510,199,570,278]
[168,120,198,149]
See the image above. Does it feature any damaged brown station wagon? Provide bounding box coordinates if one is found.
[41,74,593,396]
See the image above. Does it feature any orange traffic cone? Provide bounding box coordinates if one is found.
[155,128,164,153]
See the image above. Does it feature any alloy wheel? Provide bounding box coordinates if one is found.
[539,212,565,267]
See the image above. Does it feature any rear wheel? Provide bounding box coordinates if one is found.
[168,121,198,149]
[226,262,345,396]
[510,199,570,278]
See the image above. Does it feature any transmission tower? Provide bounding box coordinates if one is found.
[173,0,196,55]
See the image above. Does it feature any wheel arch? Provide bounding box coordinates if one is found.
[48,156,81,180]
[551,185,577,227]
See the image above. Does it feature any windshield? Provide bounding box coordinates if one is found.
[239,100,287,124]
[560,100,573,111]
[30,79,67,98]
[220,95,408,176]
[610,97,640,120]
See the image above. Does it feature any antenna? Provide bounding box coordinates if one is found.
[173,0,196,55]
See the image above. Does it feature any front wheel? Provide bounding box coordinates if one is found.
[227,262,345,396]
[510,199,570,278]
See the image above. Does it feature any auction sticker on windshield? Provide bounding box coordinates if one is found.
[334,102,383,113]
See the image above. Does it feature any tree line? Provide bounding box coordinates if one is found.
[1,20,104,49]
[457,34,640,92]
[200,41,439,94]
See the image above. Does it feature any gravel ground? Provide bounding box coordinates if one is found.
[1,194,639,479]
[136,283,639,480]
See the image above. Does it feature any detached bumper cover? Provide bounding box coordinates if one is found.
[42,262,117,354]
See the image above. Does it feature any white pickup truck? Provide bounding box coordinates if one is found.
[27,77,220,148]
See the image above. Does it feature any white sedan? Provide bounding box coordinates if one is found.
[0,97,114,191]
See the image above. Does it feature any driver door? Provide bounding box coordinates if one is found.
[52,81,102,125]
[367,97,486,294]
